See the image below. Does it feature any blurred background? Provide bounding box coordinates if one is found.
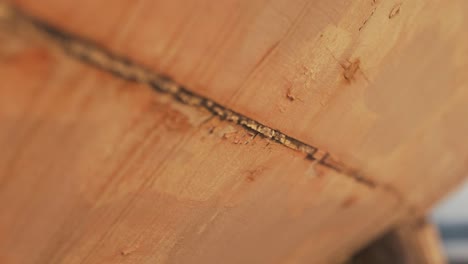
[433,181,468,264]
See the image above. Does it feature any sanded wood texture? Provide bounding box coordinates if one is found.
[0,0,467,263]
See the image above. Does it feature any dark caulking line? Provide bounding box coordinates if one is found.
[1,4,382,189]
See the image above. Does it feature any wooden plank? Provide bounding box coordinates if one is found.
[10,0,468,211]
[0,7,402,264]
[0,0,466,263]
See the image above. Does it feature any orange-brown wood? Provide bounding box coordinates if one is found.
[1,0,467,263]
[0,12,401,263]
[10,0,468,209]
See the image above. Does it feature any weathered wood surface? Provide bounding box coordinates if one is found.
[0,0,467,263]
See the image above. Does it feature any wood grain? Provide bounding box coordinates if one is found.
[0,10,401,264]
[0,0,467,263]
[10,0,468,210]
